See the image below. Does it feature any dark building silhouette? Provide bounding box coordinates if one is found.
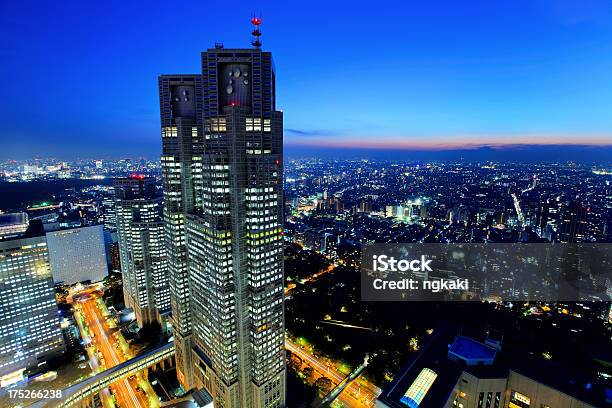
[559,201,588,243]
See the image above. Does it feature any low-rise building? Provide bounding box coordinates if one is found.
[377,325,606,408]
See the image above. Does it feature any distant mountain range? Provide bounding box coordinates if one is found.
[284,144,612,163]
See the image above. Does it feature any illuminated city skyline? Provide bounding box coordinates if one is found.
[0,3,611,407]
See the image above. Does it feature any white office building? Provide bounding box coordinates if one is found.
[46,225,108,285]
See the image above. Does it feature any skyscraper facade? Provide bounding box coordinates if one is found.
[159,74,203,388]
[0,221,65,385]
[46,224,108,285]
[114,176,170,328]
[160,29,285,408]
[101,188,118,232]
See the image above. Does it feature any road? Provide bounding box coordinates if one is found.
[286,264,337,296]
[73,305,114,407]
[286,340,380,407]
[75,294,158,408]
[511,192,525,226]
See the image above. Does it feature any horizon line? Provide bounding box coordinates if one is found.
[284,138,612,151]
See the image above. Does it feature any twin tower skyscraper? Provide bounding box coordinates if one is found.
[158,31,286,408]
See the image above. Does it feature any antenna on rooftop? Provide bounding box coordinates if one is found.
[251,14,262,48]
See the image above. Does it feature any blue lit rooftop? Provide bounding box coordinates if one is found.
[448,336,496,366]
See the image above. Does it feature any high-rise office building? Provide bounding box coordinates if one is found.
[109,240,121,272]
[101,188,118,231]
[114,176,170,328]
[160,20,286,407]
[159,73,203,389]
[0,220,65,386]
[46,225,108,285]
[558,201,588,243]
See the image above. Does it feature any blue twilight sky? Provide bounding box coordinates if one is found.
[2,0,612,159]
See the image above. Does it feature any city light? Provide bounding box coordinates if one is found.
[1,5,611,408]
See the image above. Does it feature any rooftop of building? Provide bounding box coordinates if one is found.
[0,218,45,242]
[112,175,161,200]
[113,174,155,182]
[448,336,497,364]
[0,212,28,227]
[377,324,467,408]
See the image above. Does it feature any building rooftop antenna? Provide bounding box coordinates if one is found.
[251,15,262,48]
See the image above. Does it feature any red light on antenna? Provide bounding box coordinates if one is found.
[251,17,262,26]
[275,159,281,165]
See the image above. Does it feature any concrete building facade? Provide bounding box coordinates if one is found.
[159,29,285,408]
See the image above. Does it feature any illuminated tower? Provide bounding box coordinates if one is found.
[114,175,170,328]
[0,218,65,384]
[159,19,285,407]
[159,74,204,388]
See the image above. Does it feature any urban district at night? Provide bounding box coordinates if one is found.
[1,2,611,408]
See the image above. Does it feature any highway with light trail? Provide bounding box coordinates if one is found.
[73,292,159,408]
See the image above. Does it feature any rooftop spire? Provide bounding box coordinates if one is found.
[251,15,262,48]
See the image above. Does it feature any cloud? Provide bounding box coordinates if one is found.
[285,128,338,137]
